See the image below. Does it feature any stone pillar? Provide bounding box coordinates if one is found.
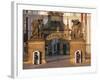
[86,14,91,54]
[27,40,46,64]
[70,40,86,64]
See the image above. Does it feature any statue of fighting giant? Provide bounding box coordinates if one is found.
[71,19,83,39]
[31,19,43,39]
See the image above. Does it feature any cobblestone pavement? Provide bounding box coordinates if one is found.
[23,55,90,69]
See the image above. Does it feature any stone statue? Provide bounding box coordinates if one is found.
[71,19,83,39]
[31,20,39,39]
[31,19,44,39]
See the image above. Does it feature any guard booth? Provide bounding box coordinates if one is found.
[70,40,86,64]
[75,50,82,64]
[27,40,46,64]
[33,50,41,64]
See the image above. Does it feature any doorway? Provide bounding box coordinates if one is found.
[75,50,82,64]
[47,39,70,56]
[48,39,61,56]
[33,51,41,65]
[46,39,70,62]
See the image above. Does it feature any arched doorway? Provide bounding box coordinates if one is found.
[63,42,70,55]
[33,50,41,64]
[75,50,82,64]
[50,39,60,56]
[46,39,69,56]
[45,39,70,62]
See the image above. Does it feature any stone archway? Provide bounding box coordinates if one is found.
[70,40,85,64]
[46,39,70,56]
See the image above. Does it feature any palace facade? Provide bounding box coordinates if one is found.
[23,10,91,66]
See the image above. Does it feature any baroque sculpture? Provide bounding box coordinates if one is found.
[31,19,44,39]
[71,19,83,39]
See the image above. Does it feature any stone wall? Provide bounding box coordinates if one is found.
[70,40,86,64]
[27,40,46,64]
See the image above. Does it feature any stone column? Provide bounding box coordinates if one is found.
[86,14,91,55]
[27,40,46,64]
[70,40,86,64]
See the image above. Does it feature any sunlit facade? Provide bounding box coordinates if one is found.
[23,10,91,69]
